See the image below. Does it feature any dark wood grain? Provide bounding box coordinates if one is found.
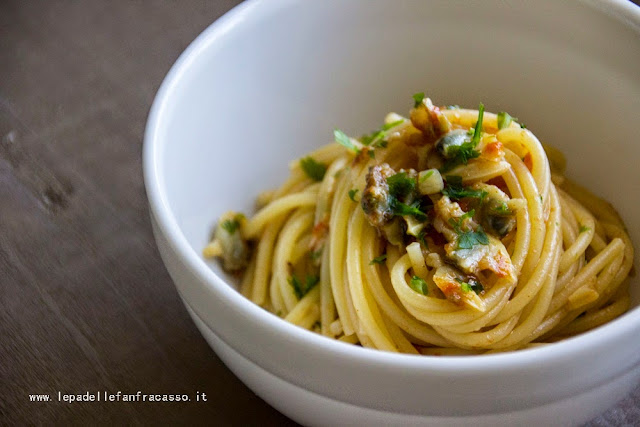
[1,1,638,425]
[0,1,295,425]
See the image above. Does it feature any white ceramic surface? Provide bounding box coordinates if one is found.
[185,302,640,427]
[144,0,640,425]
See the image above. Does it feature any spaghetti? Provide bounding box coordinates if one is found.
[204,95,634,354]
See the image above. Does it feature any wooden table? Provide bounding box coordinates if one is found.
[1,1,638,425]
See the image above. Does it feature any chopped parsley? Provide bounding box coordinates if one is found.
[382,119,405,131]
[367,149,376,159]
[447,209,489,251]
[386,172,427,221]
[456,278,484,294]
[417,230,429,248]
[460,209,475,221]
[387,172,416,199]
[470,103,485,146]
[441,142,481,172]
[420,169,434,183]
[360,119,404,148]
[300,156,327,182]
[492,202,512,215]
[413,92,425,108]
[497,111,517,130]
[442,176,487,200]
[348,188,359,202]
[360,132,381,146]
[289,274,320,299]
[370,254,387,265]
[440,104,484,172]
[443,186,487,200]
[458,226,490,250]
[410,276,428,295]
[334,129,360,154]
[221,213,245,234]
[221,219,240,234]
[579,225,591,233]
[387,172,427,221]
[448,209,476,233]
[471,281,484,293]
[390,199,427,221]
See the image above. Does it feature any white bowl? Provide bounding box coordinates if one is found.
[144,1,640,425]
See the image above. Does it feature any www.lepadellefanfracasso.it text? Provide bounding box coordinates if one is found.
[28,391,208,403]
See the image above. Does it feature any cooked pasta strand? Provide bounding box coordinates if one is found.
[205,99,634,354]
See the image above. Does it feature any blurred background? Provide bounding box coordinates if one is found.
[1,1,638,425]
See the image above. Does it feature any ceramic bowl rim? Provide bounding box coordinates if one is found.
[143,0,640,374]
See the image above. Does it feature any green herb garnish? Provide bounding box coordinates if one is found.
[410,276,428,295]
[300,156,327,182]
[390,199,427,221]
[492,202,512,215]
[370,254,387,265]
[387,172,416,200]
[579,225,591,233]
[221,213,245,235]
[289,274,320,299]
[381,119,404,131]
[420,170,434,183]
[448,209,476,233]
[440,140,481,172]
[221,218,240,234]
[440,103,485,172]
[457,226,490,250]
[460,209,476,221]
[417,230,429,248]
[361,132,382,146]
[470,103,485,146]
[456,278,484,294]
[348,189,359,202]
[497,111,516,130]
[385,172,427,220]
[413,92,425,108]
[442,176,487,200]
[334,129,360,154]
[442,185,487,200]
[360,120,404,147]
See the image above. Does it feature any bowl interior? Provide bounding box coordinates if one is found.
[152,0,640,309]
